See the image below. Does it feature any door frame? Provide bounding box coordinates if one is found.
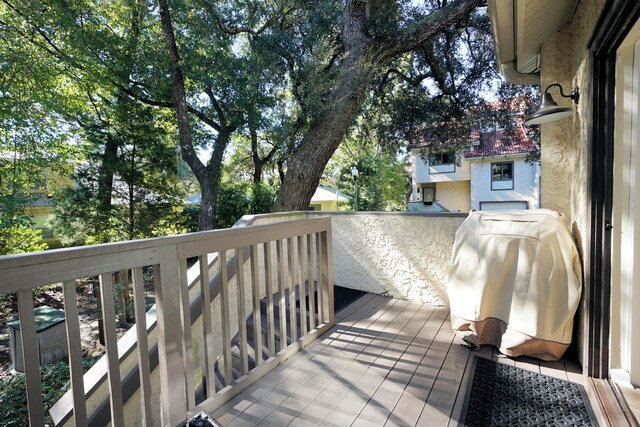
[587,0,640,379]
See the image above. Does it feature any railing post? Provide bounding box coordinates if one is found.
[154,247,188,426]
[306,234,316,330]
[287,237,297,342]
[323,227,335,325]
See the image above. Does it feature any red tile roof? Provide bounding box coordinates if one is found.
[464,125,537,158]
[411,118,537,158]
[410,97,538,158]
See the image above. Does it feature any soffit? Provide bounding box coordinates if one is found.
[488,0,578,74]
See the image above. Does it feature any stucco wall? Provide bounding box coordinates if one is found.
[540,30,574,223]
[470,156,539,210]
[330,213,466,304]
[538,0,605,371]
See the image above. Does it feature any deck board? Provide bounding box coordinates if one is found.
[210,295,585,426]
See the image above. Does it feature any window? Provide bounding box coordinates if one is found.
[428,152,454,166]
[428,152,456,173]
[491,161,514,190]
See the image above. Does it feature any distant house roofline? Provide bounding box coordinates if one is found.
[311,186,348,203]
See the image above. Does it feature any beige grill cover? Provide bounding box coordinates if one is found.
[447,209,582,361]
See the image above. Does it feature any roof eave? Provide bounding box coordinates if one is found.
[487,0,578,86]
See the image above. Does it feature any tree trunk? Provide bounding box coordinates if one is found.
[273,67,371,211]
[158,0,235,230]
[251,127,263,183]
[273,0,481,211]
[96,135,118,216]
[274,0,371,211]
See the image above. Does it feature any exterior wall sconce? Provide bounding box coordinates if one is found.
[422,187,435,205]
[526,84,580,125]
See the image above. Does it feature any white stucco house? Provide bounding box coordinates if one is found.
[408,114,540,212]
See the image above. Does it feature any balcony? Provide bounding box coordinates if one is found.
[0,212,598,426]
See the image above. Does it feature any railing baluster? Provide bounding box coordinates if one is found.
[263,242,276,357]
[276,239,287,350]
[307,234,316,330]
[287,237,298,342]
[250,245,263,366]
[297,235,307,335]
[99,273,125,427]
[198,255,216,396]
[17,289,45,427]
[322,230,334,324]
[62,280,88,426]
[132,268,154,427]
[219,251,233,385]
[178,259,196,409]
[235,248,249,375]
[316,233,325,324]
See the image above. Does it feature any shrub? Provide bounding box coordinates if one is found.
[0,358,98,427]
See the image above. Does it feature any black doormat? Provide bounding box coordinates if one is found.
[296,285,366,313]
[333,285,367,312]
[461,356,597,426]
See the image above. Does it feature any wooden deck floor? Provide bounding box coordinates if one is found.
[211,293,584,427]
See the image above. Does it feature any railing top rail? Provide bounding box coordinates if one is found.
[241,210,469,221]
[0,217,331,293]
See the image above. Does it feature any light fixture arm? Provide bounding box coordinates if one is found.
[545,83,579,104]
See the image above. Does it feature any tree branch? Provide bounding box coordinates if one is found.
[379,67,432,91]
[373,0,482,64]
[200,0,291,38]
[421,42,454,96]
[203,86,227,129]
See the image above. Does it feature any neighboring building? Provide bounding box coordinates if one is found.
[308,186,348,211]
[408,114,539,212]
[488,0,640,415]
[0,154,71,248]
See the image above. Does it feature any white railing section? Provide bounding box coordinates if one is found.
[0,217,333,426]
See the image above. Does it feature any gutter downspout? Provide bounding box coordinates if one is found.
[499,60,540,86]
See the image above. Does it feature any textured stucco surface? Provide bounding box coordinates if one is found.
[537,0,605,371]
[328,213,465,305]
[540,30,574,224]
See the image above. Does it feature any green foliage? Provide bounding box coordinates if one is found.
[0,224,47,256]
[53,189,197,245]
[51,96,192,244]
[215,181,275,228]
[337,154,409,212]
[0,357,98,427]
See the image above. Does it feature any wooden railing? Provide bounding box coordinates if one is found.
[0,217,333,426]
